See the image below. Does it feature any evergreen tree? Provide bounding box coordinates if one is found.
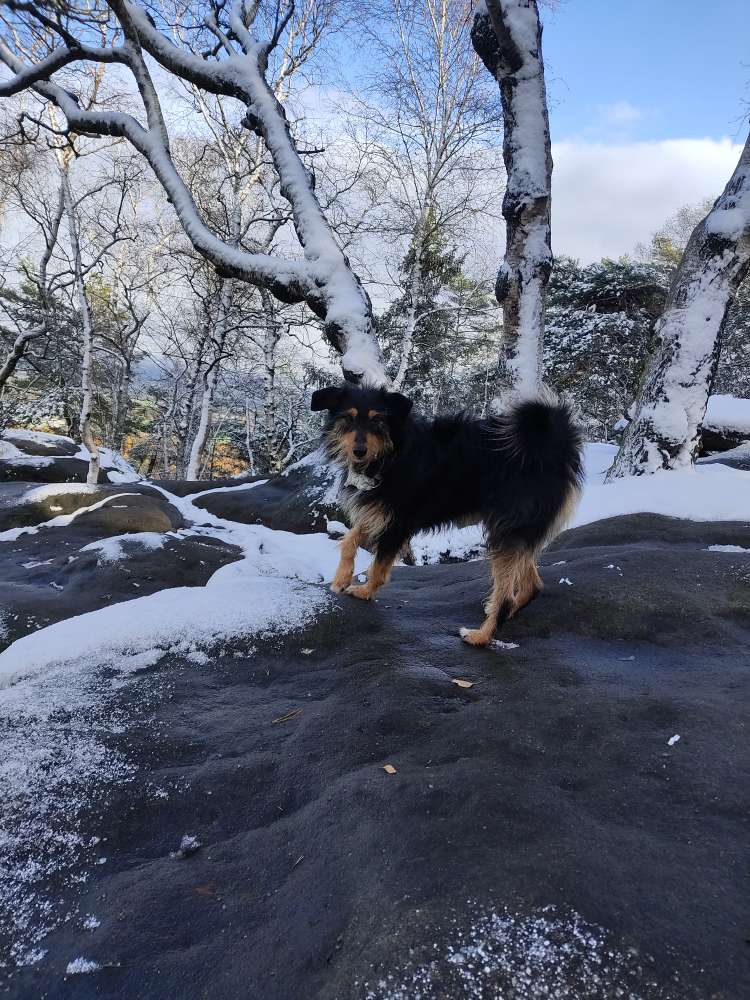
[378,226,500,414]
[545,256,666,437]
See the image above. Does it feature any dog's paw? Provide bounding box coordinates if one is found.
[346,584,373,601]
[459,626,490,647]
[330,580,350,594]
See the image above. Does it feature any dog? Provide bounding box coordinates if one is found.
[311,383,583,646]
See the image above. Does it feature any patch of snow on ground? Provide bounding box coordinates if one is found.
[573,461,750,528]
[20,483,98,505]
[361,903,684,999]
[65,957,101,975]
[410,524,484,565]
[80,532,167,564]
[0,484,369,967]
[0,440,53,468]
[0,493,142,543]
[0,653,142,968]
[706,544,750,553]
[185,478,268,501]
[2,429,74,448]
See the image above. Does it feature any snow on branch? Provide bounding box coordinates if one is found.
[608,130,750,478]
[472,0,552,401]
[0,0,384,383]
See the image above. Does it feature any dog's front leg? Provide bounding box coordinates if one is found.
[331,526,363,593]
[346,548,398,601]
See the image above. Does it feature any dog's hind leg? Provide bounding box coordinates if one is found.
[331,525,364,593]
[510,556,543,617]
[461,550,524,647]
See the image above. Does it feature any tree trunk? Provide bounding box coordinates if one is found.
[0,176,65,395]
[472,0,552,402]
[112,356,132,453]
[608,132,750,479]
[62,170,100,485]
[0,325,46,393]
[186,279,232,480]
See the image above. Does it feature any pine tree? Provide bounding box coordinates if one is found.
[378,225,500,414]
[545,256,666,437]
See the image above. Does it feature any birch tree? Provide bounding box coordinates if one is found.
[608,131,750,478]
[471,0,552,401]
[0,170,65,395]
[0,0,385,384]
[355,0,501,390]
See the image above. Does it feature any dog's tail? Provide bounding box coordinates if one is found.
[495,393,582,475]
[489,392,584,544]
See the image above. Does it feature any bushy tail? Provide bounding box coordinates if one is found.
[493,393,584,485]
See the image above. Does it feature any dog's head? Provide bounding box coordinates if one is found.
[311,384,413,468]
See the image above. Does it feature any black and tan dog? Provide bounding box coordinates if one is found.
[311,384,583,646]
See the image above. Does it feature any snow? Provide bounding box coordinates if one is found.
[0,482,372,965]
[79,532,167,564]
[65,957,101,975]
[3,429,74,448]
[705,205,749,239]
[185,478,268,501]
[20,483,98,505]
[667,734,681,747]
[362,902,685,999]
[0,493,142,543]
[172,834,201,858]
[0,430,140,480]
[573,458,750,528]
[410,524,484,565]
[706,544,750,553]
[0,440,53,468]
[0,490,369,689]
[704,394,750,434]
[74,443,141,482]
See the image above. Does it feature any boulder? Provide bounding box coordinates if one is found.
[700,394,750,455]
[0,483,183,534]
[5,513,748,1000]
[0,429,140,484]
[193,455,341,534]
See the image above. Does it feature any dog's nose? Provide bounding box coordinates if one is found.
[353,446,367,459]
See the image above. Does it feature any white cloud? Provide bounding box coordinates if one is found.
[598,100,643,125]
[551,137,742,262]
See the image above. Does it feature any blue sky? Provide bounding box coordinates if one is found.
[543,0,749,143]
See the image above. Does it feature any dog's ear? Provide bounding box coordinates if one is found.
[385,391,413,420]
[311,386,345,412]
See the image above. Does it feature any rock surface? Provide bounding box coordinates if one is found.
[193,461,339,534]
[0,430,140,485]
[2,513,748,999]
[0,485,240,650]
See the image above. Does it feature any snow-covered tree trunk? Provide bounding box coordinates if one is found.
[62,171,100,485]
[471,0,552,402]
[0,1,386,384]
[608,132,750,479]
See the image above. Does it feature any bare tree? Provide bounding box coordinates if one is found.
[471,0,552,401]
[352,0,501,390]
[0,0,385,383]
[608,131,750,478]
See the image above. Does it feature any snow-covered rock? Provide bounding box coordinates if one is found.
[701,394,750,453]
[0,429,140,484]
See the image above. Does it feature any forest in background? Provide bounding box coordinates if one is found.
[0,0,748,480]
